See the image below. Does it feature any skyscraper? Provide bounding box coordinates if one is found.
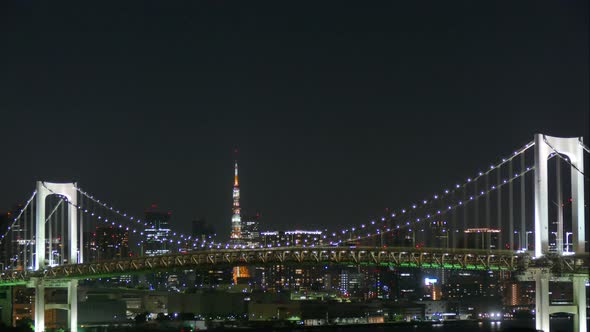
[143,204,172,256]
[241,212,261,247]
[94,225,129,260]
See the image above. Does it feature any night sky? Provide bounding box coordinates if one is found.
[1,1,588,238]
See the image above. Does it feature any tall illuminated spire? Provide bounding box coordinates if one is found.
[230,155,242,242]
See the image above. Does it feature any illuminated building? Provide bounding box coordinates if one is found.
[93,225,129,260]
[424,277,442,301]
[143,205,172,256]
[503,281,534,310]
[464,228,501,249]
[260,230,324,247]
[253,231,326,292]
[241,212,261,246]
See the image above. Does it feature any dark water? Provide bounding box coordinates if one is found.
[288,318,582,332]
[98,318,587,332]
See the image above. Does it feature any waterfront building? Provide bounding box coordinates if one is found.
[143,205,172,256]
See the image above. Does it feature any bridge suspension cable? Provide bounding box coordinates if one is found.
[0,190,36,245]
[337,166,535,245]
[41,183,228,253]
[542,135,587,178]
[324,141,535,244]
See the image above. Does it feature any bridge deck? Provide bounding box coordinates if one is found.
[1,246,587,286]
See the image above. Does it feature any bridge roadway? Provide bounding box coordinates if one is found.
[0,246,588,286]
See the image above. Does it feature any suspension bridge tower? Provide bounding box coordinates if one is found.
[32,181,79,332]
[529,134,587,332]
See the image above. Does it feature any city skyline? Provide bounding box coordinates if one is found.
[0,3,588,332]
[0,1,588,237]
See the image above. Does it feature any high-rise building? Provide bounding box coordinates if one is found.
[94,225,129,260]
[230,161,242,243]
[241,212,261,247]
[143,204,172,256]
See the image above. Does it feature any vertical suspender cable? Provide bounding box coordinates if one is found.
[485,173,491,248]
[496,168,502,250]
[48,199,52,266]
[555,157,563,254]
[508,160,514,250]
[520,152,526,250]
[30,197,35,269]
[451,191,457,249]
[23,203,28,270]
[462,188,467,248]
[9,209,14,268]
[60,197,65,265]
[474,181,479,232]
[79,192,84,264]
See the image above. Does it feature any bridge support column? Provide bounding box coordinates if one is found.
[573,275,586,332]
[534,269,550,332]
[33,278,45,332]
[68,280,78,332]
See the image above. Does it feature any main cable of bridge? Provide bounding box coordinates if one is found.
[337,165,535,245]
[323,141,535,244]
[543,135,588,178]
[42,183,243,251]
[0,190,36,245]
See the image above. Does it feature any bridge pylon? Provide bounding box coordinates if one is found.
[33,181,79,332]
[534,134,585,258]
[532,134,587,332]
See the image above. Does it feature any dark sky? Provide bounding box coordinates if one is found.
[0,1,588,238]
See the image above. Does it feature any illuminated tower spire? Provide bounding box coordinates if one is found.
[230,155,242,242]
